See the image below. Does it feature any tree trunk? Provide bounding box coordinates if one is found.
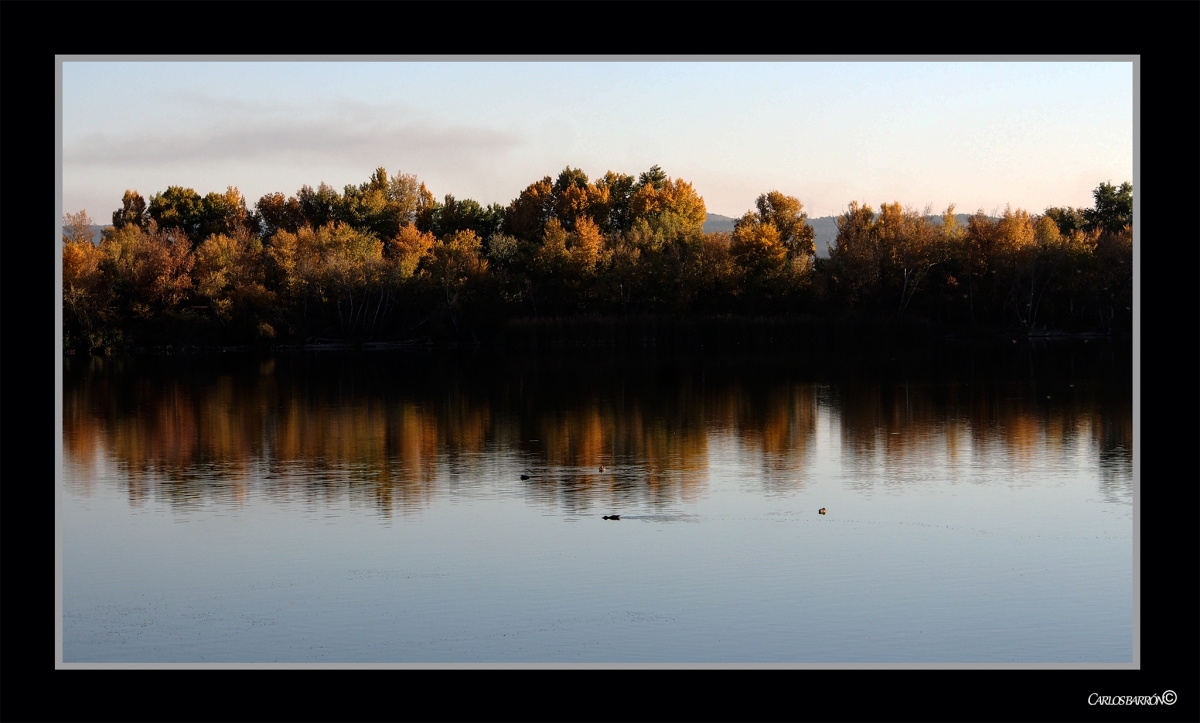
[967,274,976,326]
[371,287,384,331]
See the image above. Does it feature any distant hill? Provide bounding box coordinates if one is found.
[87,224,107,245]
[705,213,985,258]
[58,224,109,245]
[704,213,838,258]
[703,213,738,234]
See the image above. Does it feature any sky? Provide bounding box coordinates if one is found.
[59,60,1134,223]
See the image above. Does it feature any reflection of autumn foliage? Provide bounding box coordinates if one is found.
[727,383,818,484]
[63,345,1130,513]
[832,351,1132,492]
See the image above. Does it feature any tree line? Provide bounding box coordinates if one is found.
[61,166,1132,350]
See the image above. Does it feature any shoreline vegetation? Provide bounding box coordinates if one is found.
[62,165,1132,354]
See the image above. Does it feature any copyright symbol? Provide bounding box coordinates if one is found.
[1162,690,1176,705]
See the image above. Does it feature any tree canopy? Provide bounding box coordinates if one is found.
[63,170,1133,351]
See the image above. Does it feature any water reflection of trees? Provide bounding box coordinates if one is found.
[824,342,1132,495]
[832,379,1132,493]
[62,344,1131,514]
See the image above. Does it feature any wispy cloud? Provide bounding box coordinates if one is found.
[64,96,525,168]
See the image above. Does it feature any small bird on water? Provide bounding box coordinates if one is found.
[818,508,827,515]
[520,475,531,480]
[603,515,621,520]
[598,466,607,473]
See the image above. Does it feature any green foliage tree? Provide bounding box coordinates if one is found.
[424,194,505,243]
[297,183,342,230]
[148,186,206,242]
[1043,206,1086,237]
[199,186,255,240]
[594,171,638,234]
[112,190,149,230]
[1083,181,1133,234]
[638,164,667,190]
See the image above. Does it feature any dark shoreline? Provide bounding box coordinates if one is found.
[62,326,1129,356]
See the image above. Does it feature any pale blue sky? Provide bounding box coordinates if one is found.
[61,60,1133,223]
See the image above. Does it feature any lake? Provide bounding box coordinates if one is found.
[59,341,1133,664]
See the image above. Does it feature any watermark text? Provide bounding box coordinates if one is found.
[1089,691,1176,706]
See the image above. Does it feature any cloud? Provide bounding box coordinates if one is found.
[64,98,525,169]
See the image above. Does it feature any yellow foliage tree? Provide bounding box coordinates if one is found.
[730,212,788,276]
[429,229,488,309]
[194,227,273,325]
[63,211,107,343]
[389,225,437,283]
[629,177,707,236]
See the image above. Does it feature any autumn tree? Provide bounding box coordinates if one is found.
[614,169,709,310]
[727,191,815,309]
[986,206,1037,328]
[427,229,489,334]
[388,224,437,284]
[74,168,1138,346]
[99,221,195,320]
[828,202,881,307]
[256,192,305,238]
[62,211,108,349]
[264,223,385,337]
[628,175,707,237]
[505,176,557,241]
[340,167,437,240]
[199,186,255,240]
[530,216,612,313]
[680,232,737,312]
[875,202,947,318]
[62,210,95,246]
[194,226,275,337]
[753,191,815,260]
[957,210,998,325]
[258,168,434,241]
[730,212,788,279]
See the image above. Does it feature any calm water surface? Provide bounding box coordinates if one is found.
[60,343,1133,663]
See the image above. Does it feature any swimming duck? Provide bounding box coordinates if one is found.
[598,466,607,473]
[520,474,531,480]
[818,508,827,515]
[603,515,621,520]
